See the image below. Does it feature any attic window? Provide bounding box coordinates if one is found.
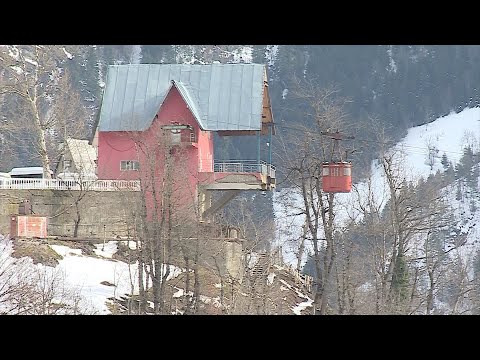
[63,160,72,170]
[171,132,181,144]
[120,160,139,171]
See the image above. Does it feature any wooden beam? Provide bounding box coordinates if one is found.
[202,190,242,219]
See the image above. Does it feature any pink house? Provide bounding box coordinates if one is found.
[91,64,275,218]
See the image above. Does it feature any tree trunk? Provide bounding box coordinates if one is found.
[73,202,81,238]
[192,237,201,314]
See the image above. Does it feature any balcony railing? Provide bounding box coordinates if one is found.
[213,160,275,178]
[0,178,141,191]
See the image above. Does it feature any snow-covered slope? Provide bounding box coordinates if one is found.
[274,107,480,268]
[389,107,480,177]
[0,237,137,314]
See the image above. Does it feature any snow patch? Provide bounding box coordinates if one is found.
[24,57,38,67]
[94,241,118,258]
[265,45,279,67]
[199,295,222,308]
[232,46,253,63]
[130,45,142,64]
[9,65,22,74]
[49,245,82,257]
[173,288,184,298]
[62,47,73,59]
[387,45,397,73]
[267,272,276,285]
[292,298,314,315]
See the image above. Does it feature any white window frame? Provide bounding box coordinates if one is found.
[171,132,181,144]
[120,160,140,171]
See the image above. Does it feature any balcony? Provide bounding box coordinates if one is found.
[200,160,275,191]
[214,160,275,178]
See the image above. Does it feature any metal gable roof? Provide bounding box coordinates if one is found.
[66,138,97,175]
[98,63,267,132]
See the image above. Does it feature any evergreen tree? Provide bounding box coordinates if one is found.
[441,153,449,170]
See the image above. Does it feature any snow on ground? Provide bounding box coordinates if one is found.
[267,272,276,285]
[49,245,82,256]
[10,66,23,74]
[49,244,137,314]
[265,45,279,67]
[5,45,19,60]
[440,177,480,270]
[232,46,252,63]
[172,287,193,299]
[130,45,142,64]
[93,241,118,258]
[119,240,137,250]
[278,278,313,315]
[199,295,222,308]
[1,236,188,315]
[24,57,38,67]
[292,298,314,315]
[62,47,73,59]
[387,45,398,73]
[391,107,480,178]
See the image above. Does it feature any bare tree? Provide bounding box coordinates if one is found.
[0,45,85,177]
[276,78,353,314]
[119,125,201,314]
[424,136,439,170]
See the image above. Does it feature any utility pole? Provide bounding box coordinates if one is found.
[102,224,106,251]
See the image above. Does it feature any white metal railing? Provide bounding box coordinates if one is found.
[0,178,141,191]
[213,160,275,178]
[268,164,276,179]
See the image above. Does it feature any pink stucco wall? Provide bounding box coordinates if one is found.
[97,86,214,212]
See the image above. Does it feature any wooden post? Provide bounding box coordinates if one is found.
[268,124,272,165]
[257,131,261,164]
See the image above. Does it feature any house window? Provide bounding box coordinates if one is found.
[63,159,72,170]
[171,132,181,144]
[120,160,139,171]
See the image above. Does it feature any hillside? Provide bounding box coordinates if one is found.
[0,235,313,315]
[274,107,480,314]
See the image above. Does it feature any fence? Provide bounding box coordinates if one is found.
[0,178,141,191]
[214,160,275,178]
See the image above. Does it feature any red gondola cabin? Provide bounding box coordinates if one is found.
[322,162,352,193]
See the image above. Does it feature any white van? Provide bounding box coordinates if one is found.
[10,167,46,179]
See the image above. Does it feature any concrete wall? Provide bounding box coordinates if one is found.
[0,189,138,238]
[197,239,244,281]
